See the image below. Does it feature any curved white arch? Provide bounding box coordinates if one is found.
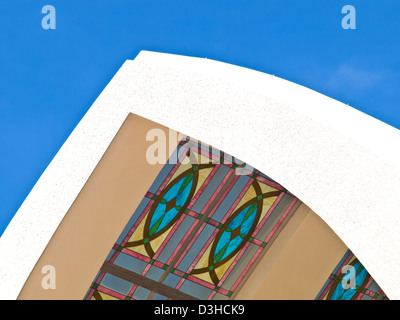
[1,51,399,299]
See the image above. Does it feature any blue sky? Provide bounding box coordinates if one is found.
[1,0,399,235]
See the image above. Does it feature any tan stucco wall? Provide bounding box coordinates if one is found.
[18,114,180,299]
[235,204,347,300]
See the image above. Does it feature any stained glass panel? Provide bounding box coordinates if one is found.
[315,250,388,300]
[85,138,298,300]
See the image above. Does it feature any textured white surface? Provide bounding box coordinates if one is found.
[1,51,400,300]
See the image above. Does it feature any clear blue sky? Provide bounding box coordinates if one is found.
[1,0,399,236]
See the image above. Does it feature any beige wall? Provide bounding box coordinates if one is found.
[18,114,181,299]
[235,204,347,300]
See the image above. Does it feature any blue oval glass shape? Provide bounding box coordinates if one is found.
[213,202,258,264]
[149,173,193,236]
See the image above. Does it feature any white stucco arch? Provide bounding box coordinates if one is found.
[1,51,399,299]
